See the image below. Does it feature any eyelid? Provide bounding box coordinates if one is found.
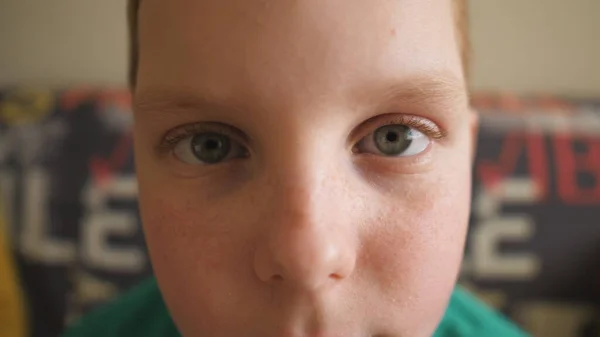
[158,122,248,154]
[350,114,446,146]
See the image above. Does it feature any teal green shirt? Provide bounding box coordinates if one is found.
[62,278,528,337]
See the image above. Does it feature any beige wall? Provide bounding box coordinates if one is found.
[0,0,129,87]
[470,0,600,97]
[0,0,599,97]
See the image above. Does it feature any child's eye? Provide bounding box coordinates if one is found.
[355,124,430,157]
[173,132,248,165]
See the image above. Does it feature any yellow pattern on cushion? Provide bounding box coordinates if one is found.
[0,196,27,337]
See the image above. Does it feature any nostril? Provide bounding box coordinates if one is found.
[329,273,343,280]
[272,275,284,282]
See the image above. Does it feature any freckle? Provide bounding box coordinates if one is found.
[390,28,396,37]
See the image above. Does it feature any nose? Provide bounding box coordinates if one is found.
[253,175,357,291]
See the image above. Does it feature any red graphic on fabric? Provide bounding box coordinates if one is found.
[61,89,131,112]
[536,96,575,115]
[525,133,549,200]
[471,95,497,111]
[90,133,133,186]
[554,134,600,204]
[61,89,134,186]
[470,94,576,116]
[498,94,525,115]
[477,132,548,200]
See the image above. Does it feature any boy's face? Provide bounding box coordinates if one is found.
[133,0,473,336]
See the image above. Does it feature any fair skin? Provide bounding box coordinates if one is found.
[133,0,474,336]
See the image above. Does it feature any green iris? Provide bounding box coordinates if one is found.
[190,133,232,164]
[373,125,412,156]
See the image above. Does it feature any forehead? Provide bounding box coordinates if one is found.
[136,0,463,106]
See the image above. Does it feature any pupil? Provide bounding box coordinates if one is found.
[205,139,220,150]
[191,133,231,163]
[386,132,399,142]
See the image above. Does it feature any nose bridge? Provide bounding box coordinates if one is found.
[267,124,334,218]
[268,130,344,242]
[274,161,327,221]
[253,138,357,290]
[270,147,335,253]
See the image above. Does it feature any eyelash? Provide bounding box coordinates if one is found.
[158,114,445,153]
[352,114,445,141]
[157,123,244,154]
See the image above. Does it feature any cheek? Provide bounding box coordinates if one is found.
[365,191,469,287]
[138,188,263,334]
[140,188,257,276]
[360,167,471,330]
[139,184,252,290]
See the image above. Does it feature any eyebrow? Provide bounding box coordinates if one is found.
[133,88,250,120]
[372,72,468,111]
[134,72,468,119]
